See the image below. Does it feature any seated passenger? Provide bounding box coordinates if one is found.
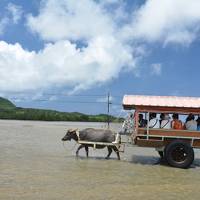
[149,113,159,128]
[160,114,171,129]
[139,114,147,128]
[171,113,184,130]
[159,113,165,127]
[197,116,200,131]
[185,114,197,131]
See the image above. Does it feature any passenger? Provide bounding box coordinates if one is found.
[160,114,171,129]
[171,113,184,130]
[185,114,197,131]
[139,114,147,128]
[149,113,159,128]
[197,116,200,131]
[159,113,165,127]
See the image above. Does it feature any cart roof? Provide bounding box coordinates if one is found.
[123,95,200,113]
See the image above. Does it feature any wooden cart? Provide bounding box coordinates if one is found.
[123,95,200,168]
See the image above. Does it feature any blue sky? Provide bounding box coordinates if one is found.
[0,0,200,116]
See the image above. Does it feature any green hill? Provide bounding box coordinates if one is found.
[0,97,122,122]
[0,97,16,110]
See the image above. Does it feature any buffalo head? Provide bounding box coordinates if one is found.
[62,129,78,141]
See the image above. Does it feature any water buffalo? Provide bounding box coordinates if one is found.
[62,128,120,160]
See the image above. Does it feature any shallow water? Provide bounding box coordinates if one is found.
[1,120,200,200]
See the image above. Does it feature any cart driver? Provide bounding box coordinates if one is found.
[112,112,135,144]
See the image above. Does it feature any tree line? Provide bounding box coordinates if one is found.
[0,97,122,122]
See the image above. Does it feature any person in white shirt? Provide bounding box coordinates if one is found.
[185,114,197,131]
[149,113,159,128]
[122,113,135,132]
[113,112,135,144]
[160,114,171,129]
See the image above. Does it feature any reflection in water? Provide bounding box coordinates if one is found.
[0,120,200,200]
[130,155,161,165]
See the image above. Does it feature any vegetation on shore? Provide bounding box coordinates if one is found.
[0,97,122,122]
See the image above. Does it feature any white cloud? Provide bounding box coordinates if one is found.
[1,0,200,95]
[0,37,135,93]
[123,0,200,45]
[49,95,58,101]
[27,0,114,42]
[0,0,138,94]
[7,3,23,24]
[0,41,38,91]
[0,3,22,35]
[100,0,120,4]
[0,17,9,35]
[151,63,162,76]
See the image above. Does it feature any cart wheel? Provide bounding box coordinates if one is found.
[164,140,194,169]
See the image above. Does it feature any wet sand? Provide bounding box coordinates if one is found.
[1,120,200,200]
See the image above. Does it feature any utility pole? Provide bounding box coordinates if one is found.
[107,92,111,129]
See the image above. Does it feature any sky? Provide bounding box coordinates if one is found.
[0,0,200,116]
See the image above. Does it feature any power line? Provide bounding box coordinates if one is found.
[5,91,106,97]
[11,99,107,104]
[10,97,122,105]
[8,93,124,118]
[43,94,106,97]
[4,91,123,97]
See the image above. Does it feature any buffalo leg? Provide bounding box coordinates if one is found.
[105,147,112,159]
[113,146,120,160]
[85,146,89,157]
[76,144,85,157]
